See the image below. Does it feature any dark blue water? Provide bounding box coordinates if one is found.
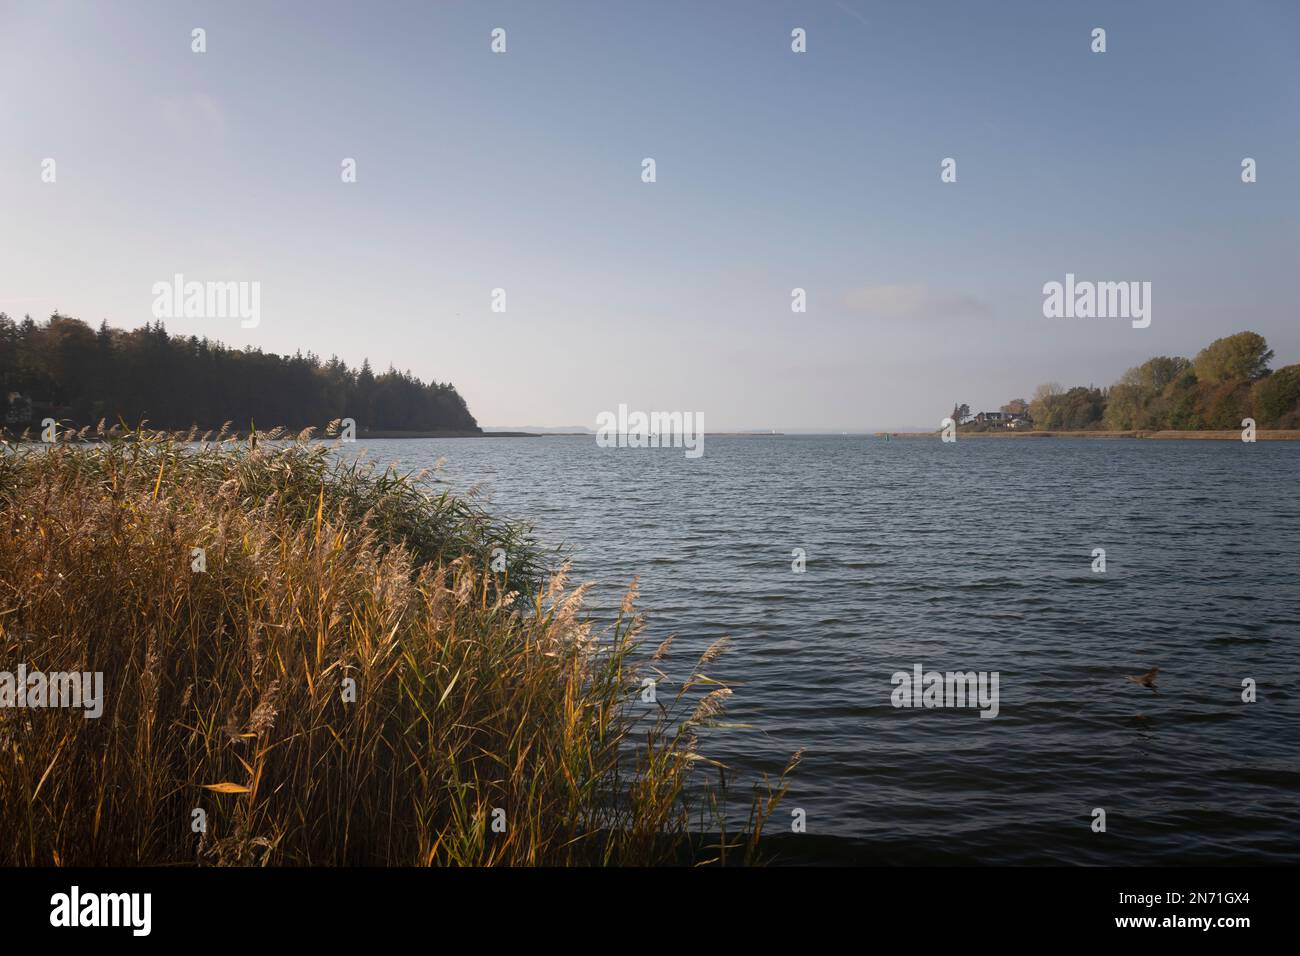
[357,435,1300,864]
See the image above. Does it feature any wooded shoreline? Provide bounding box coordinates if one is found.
[876,429,1300,440]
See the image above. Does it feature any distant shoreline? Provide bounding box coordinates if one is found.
[0,428,528,442]
[874,429,1300,441]
[375,430,787,438]
[9,427,1298,443]
[0,428,789,443]
[360,430,536,438]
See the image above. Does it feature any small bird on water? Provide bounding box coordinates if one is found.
[1125,667,1159,691]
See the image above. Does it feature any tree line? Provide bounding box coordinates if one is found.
[0,313,480,433]
[959,330,1300,431]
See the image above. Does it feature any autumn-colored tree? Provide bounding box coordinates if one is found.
[1028,382,1063,426]
[1193,331,1273,384]
[1104,356,1195,429]
[1252,365,1300,427]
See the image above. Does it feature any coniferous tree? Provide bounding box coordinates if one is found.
[0,314,480,433]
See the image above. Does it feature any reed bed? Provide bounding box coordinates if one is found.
[0,425,796,865]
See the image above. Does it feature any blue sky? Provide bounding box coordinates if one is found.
[2,0,1297,429]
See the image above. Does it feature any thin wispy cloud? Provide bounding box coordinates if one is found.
[835,2,871,29]
[153,92,228,139]
[841,285,991,322]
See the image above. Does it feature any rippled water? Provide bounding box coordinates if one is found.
[356,435,1299,865]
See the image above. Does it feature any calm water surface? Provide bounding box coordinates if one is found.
[355,436,1299,864]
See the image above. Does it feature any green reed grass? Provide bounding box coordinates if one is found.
[0,424,796,865]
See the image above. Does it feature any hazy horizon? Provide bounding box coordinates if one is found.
[3,0,1297,431]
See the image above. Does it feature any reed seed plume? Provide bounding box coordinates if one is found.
[690,687,733,724]
[699,637,732,667]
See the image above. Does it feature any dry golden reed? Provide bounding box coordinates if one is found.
[0,428,794,866]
